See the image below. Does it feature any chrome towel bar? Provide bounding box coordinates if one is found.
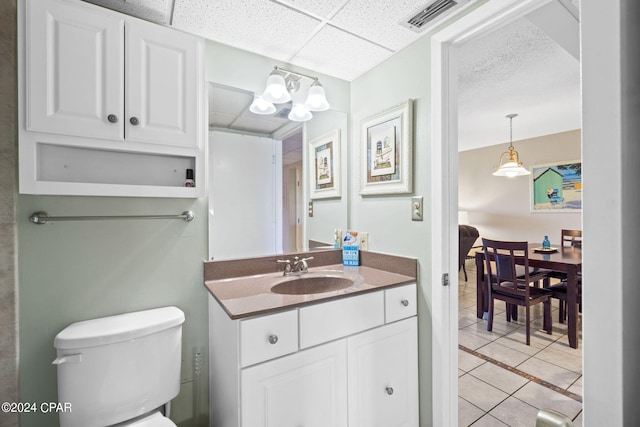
[29,211,195,225]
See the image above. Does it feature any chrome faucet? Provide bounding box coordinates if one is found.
[292,256,313,274]
[276,256,314,276]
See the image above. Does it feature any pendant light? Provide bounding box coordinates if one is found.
[492,113,531,177]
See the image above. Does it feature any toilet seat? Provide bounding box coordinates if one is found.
[117,411,177,427]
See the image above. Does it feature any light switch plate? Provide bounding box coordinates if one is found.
[359,232,369,250]
[308,201,313,217]
[411,196,423,221]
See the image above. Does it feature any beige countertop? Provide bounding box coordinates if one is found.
[204,251,417,319]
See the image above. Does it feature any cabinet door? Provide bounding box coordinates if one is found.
[125,18,202,148]
[348,317,419,427]
[26,0,124,140]
[241,340,348,427]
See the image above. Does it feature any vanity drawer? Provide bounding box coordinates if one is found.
[385,283,417,323]
[240,310,298,367]
[299,291,384,349]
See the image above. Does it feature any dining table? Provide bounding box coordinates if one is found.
[474,243,582,349]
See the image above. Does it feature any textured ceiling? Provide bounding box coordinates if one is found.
[457,12,581,151]
[82,0,581,150]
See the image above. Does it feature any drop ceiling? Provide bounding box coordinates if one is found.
[82,0,581,150]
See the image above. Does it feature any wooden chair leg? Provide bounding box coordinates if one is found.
[525,306,531,345]
[558,300,565,324]
[487,297,495,332]
[544,299,552,335]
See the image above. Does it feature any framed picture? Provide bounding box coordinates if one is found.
[360,100,413,195]
[530,160,582,212]
[308,129,341,199]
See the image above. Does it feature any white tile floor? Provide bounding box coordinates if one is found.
[458,264,583,426]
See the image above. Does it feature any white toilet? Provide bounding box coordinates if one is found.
[53,306,185,427]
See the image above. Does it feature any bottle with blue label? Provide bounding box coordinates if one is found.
[342,231,360,266]
[542,235,551,250]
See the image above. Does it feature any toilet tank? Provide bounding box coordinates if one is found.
[53,307,185,427]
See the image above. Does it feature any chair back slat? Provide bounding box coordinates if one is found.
[483,239,532,299]
[561,229,582,248]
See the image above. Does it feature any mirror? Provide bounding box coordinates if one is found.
[207,82,348,260]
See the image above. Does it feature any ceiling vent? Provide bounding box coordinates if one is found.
[400,0,467,32]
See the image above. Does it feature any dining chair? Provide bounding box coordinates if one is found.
[482,238,553,345]
[547,229,582,322]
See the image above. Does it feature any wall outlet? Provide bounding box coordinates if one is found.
[359,232,369,250]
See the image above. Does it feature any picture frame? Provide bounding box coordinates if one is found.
[530,160,582,212]
[308,129,341,199]
[360,100,413,195]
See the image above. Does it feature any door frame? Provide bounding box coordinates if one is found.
[429,1,555,425]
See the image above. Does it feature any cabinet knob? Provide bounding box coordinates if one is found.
[129,117,139,126]
[401,299,409,307]
[107,114,118,123]
[386,387,394,395]
[268,334,278,345]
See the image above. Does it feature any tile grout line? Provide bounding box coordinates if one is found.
[459,344,583,403]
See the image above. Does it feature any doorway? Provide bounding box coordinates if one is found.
[430,0,583,425]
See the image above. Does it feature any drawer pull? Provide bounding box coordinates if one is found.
[386,386,394,395]
[107,114,118,123]
[268,334,279,345]
[130,116,139,126]
[401,299,409,307]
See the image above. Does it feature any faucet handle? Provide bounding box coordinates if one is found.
[276,259,292,273]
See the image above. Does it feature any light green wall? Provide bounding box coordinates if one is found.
[18,196,209,427]
[350,35,433,425]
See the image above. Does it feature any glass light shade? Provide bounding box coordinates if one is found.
[263,72,291,104]
[288,103,313,122]
[249,95,276,115]
[304,81,330,111]
[492,148,530,177]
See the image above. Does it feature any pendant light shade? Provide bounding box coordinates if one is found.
[249,95,276,115]
[493,114,530,177]
[304,80,330,111]
[263,71,291,104]
[288,103,313,122]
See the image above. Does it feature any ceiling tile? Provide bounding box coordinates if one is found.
[82,0,172,23]
[172,0,323,62]
[209,85,253,116]
[291,25,392,81]
[274,0,349,19]
[210,112,238,128]
[330,0,427,51]
[232,116,287,134]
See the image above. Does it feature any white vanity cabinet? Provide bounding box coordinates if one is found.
[208,283,418,427]
[18,0,204,197]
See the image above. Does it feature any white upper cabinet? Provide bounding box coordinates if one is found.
[19,0,204,197]
[125,18,201,148]
[26,0,124,140]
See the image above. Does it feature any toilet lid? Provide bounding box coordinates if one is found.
[119,411,177,427]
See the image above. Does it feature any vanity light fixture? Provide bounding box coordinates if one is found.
[249,66,330,122]
[492,113,531,177]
